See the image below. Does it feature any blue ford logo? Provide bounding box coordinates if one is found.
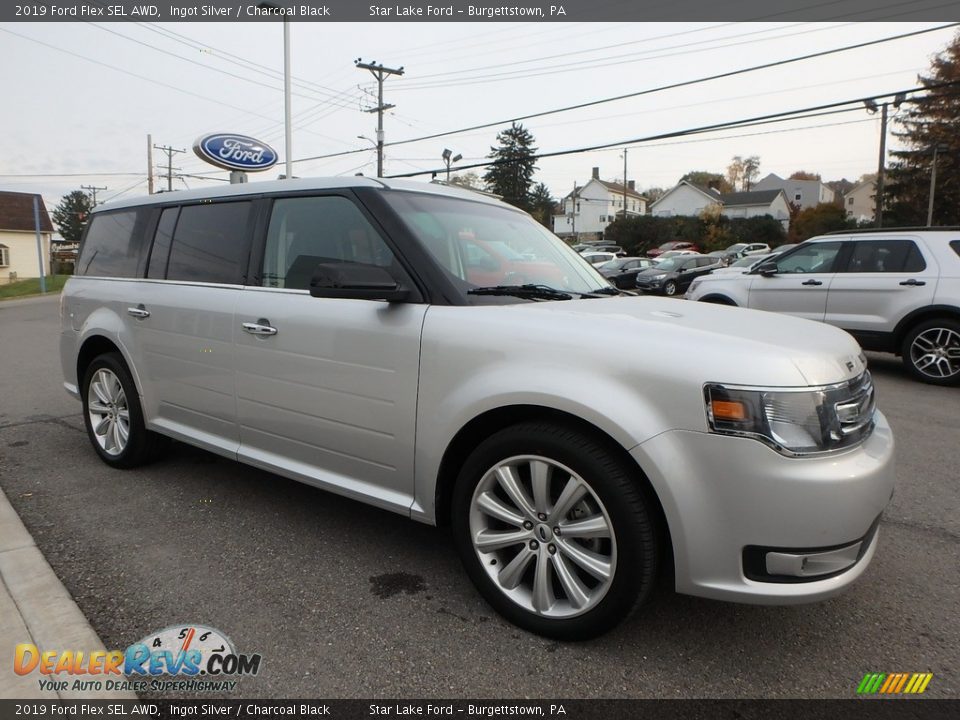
[193,133,278,172]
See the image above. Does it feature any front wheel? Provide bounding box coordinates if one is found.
[901,319,960,386]
[452,422,659,640]
[663,280,678,296]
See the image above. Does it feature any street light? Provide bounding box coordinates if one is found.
[259,2,292,180]
[927,143,950,226]
[442,148,462,182]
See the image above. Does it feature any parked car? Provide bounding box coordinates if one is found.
[573,243,625,255]
[598,256,657,288]
[686,229,960,385]
[647,240,699,258]
[581,251,618,267]
[62,178,894,640]
[634,254,722,296]
[721,242,771,260]
[657,249,701,260]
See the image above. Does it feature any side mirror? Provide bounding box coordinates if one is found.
[755,261,778,277]
[309,262,410,302]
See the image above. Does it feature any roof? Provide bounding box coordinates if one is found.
[844,179,876,197]
[719,189,784,207]
[594,179,648,201]
[0,192,54,233]
[94,176,510,214]
[649,180,721,208]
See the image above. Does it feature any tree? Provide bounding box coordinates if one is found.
[449,171,483,190]
[726,157,743,192]
[728,156,760,191]
[789,170,822,181]
[742,156,761,190]
[885,31,960,226]
[643,187,667,204]
[483,122,538,211]
[788,203,855,242]
[529,182,556,228]
[52,190,94,245]
[679,171,732,193]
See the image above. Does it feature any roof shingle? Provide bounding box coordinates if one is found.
[0,192,54,233]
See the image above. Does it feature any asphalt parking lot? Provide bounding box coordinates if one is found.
[1,294,957,699]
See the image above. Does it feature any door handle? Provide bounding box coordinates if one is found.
[801,279,823,286]
[127,304,150,319]
[899,279,926,286]
[242,319,278,337]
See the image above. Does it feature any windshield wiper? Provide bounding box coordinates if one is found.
[584,286,622,296]
[467,284,573,300]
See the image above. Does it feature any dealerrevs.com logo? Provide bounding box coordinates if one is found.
[14,624,262,693]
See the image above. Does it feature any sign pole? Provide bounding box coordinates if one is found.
[33,195,46,293]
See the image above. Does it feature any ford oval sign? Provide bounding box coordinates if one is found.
[193,133,278,172]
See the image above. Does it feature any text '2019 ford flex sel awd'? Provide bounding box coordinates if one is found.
[61,178,894,639]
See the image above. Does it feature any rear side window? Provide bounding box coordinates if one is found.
[146,207,178,280]
[77,209,151,277]
[843,240,927,273]
[951,240,960,259]
[165,201,253,284]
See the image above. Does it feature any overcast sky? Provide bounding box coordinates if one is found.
[1,20,957,216]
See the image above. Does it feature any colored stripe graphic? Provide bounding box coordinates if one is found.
[857,672,932,694]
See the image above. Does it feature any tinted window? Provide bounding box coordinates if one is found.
[951,240,960,259]
[77,209,151,277]
[262,196,394,290]
[146,207,178,279]
[775,242,842,274]
[166,201,253,284]
[843,240,926,273]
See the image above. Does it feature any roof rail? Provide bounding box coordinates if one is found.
[824,226,960,235]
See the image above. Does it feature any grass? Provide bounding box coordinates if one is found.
[0,275,70,300]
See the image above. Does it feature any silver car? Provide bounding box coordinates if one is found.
[61,178,894,639]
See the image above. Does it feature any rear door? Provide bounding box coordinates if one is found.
[233,193,426,514]
[747,241,844,321]
[825,237,937,337]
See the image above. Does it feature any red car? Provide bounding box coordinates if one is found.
[647,240,700,258]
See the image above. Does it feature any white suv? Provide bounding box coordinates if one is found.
[61,178,894,639]
[687,230,960,386]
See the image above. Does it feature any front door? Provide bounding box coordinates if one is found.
[747,241,844,322]
[234,194,425,514]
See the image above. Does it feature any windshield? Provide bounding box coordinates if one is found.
[653,258,683,272]
[726,243,747,252]
[384,191,610,302]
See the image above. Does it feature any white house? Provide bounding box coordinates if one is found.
[649,181,791,227]
[844,179,876,223]
[752,173,835,209]
[0,192,53,282]
[553,167,648,239]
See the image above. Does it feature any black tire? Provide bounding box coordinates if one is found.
[81,352,169,468]
[663,280,678,296]
[900,318,960,386]
[452,421,660,640]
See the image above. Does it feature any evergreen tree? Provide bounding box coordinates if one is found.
[885,32,960,226]
[529,182,555,228]
[52,190,93,245]
[483,123,538,211]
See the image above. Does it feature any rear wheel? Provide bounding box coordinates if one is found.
[901,319,960,386]
[82,353,168,467]
[452,422,659,639]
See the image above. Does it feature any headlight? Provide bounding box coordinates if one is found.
[704,372,876,456]
[650,273,667,281]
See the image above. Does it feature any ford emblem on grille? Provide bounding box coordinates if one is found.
[193,133,278,172]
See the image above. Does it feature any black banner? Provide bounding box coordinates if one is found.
[4,0,960,23]
[1,700,958,720]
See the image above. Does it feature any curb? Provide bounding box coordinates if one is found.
[0,486,136,700]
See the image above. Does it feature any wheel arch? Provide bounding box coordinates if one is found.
[77,335,140,396]
[892,304,960,352]
[432,404,673,567]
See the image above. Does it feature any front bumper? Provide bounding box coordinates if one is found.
[635,279,666,293]
[631,410,895,604]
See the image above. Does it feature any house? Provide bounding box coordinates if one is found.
[650,181,791,227]
[844,179,876,223]
[0,192,54,282]
[751,173,835,210]
[553,167,648,239]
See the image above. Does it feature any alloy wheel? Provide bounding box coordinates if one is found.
[86,368,130,456]
[910,327,960,380]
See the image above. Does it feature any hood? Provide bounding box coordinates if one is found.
[496,295,867,387]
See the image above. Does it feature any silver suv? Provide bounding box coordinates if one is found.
[687,229,960,386]
[61,178,894,639]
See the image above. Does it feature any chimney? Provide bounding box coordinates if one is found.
[591,167,599,180]
[627,180,635,191]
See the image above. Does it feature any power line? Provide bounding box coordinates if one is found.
[293,23,958,167]
[356,60,405,177]
[382,82,960,179]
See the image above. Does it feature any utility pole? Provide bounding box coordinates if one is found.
[875,102,888,229]
[147,134,154,195]
[927,143,949,227]
[570,182,578,240]
[153,144,186,192]
[81,185,107,206]
[622,148,628,220]
[356,59,404,177]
